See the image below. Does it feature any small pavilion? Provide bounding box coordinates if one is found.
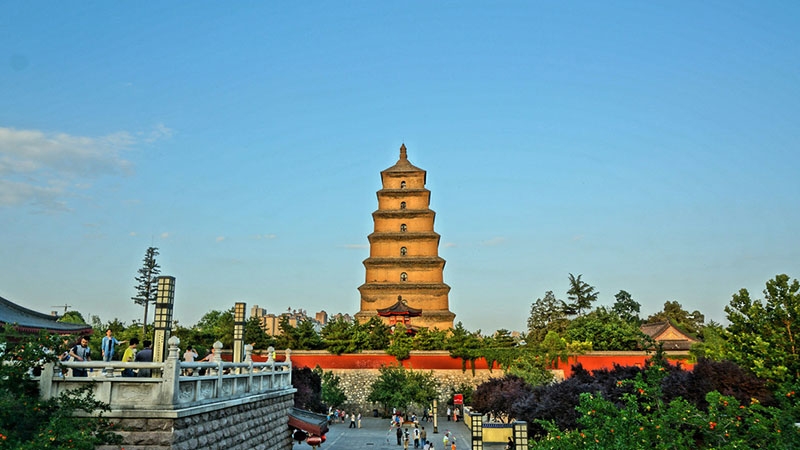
[377,295,421,334]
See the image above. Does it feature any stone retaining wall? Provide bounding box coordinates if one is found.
[330,368,502,413]
[96,390,295,450]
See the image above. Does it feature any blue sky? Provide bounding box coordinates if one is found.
[1,2,798,334]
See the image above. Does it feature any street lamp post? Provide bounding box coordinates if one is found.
[470,411,483,450]
[233,302,246,365]
[432,398,438,433]
[152,276,176,366]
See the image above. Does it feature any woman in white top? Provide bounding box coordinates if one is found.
[183,346,198,375]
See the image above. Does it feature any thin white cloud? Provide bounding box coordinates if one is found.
[140,123,174,143]
[216,236,225,242]
[160,232,170,239]
[343,244,369,249]
[129,232,137,236]
[443,242,457,248]
[253,234,277,240]
[482,237,507,246]
[0,125,172,211]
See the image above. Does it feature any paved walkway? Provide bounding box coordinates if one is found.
[297,414,506,450]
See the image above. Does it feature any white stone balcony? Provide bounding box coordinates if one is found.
[37,337,294,416]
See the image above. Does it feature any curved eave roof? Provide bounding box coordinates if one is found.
[0,295,92,335]
[377,299,423,316]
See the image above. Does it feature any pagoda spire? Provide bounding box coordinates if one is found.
[399,143,407,160]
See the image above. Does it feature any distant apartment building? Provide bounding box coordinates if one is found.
[250,305,330,337]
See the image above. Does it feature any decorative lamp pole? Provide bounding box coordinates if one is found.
[432,398,438,433]
[233,302,246,364]
[513,421,528,449]
[470,411,483,449]
[152,276,176,364]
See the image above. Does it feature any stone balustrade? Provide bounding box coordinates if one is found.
[38,337,293,413]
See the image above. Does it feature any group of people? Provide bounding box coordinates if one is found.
[60,330,154,377]
[327,409,362,428]
[444,406,461,422]
[59,329,212,378]
[390,412,434,450]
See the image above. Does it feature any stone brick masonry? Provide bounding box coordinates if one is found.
[330,368,499,412]
[96,391,294,450]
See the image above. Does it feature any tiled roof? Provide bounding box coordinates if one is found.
[0,295,92,335]
[377,297,422,316]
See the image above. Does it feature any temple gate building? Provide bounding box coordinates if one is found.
[355,144,456,330]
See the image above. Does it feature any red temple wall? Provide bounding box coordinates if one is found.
[248,350,694,377]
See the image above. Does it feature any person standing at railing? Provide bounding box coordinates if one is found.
[101,329,127,375]
[134,340,153,377]
[69,336,91,377]
[121,338,139,377]
[183,346,198,375]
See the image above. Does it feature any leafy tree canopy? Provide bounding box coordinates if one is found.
[527,291,570,343]
[566,307,647,351]
[566,273,598,317]
[724,274,800,383]
[367,364,439,415]
[646,300,704,336]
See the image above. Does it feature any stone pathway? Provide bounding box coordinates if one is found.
[294,415,506,450]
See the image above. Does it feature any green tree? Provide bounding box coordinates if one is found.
[446,322,483,373]
[413,327,448,350]
[321,318,363,354]
[132,247,160,339]
[387,328,414,361]
[314,366,348,408]
[361,317,392,350]
[527,291,570,343]
[276,317,323,350]
[0,325,123,449]
[725,274,800,383]
[57,310,88,325]
[565,307,647,351]
[245,316,275,350]
[566,273,598,317]
[646,300,704,336]
[367,365,439,415]
[611,290,641,324]
[194,309,234,347]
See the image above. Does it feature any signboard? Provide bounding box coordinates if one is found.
[453,394,463,405]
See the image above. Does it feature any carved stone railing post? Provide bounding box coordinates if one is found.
[39,362,55,399]
[267,346,275,389]
[213,341,224,397]
[161,336,182,405]
[244,344,254,390]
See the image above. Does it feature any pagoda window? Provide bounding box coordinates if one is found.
[400,224,407,232]
[400,181,406,189]
[400,201,406,209]
[400,272,408,282]
[400,246,407,256]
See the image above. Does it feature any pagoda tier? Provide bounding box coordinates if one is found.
[355,144,455,330]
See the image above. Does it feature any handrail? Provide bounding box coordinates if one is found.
[39,338,294,411]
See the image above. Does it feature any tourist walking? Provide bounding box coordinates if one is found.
[446,406,451,421]
[349,412,357,428]
[396,424,403,445]
[420,426,427,447]
[357,412,362,428]
[413,425,420,448]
